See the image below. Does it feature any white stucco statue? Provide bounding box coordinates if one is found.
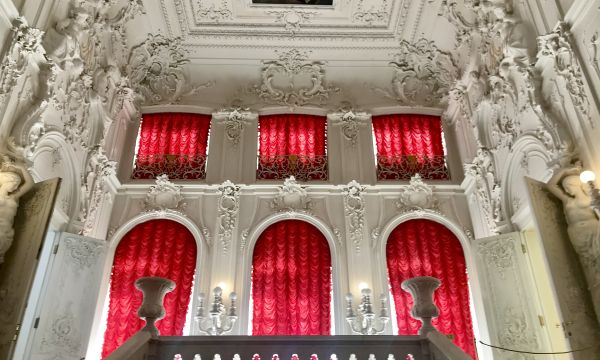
[0,155,34,264]
[548,167,600,324]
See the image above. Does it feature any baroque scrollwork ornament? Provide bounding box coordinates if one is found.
[329,110,369,146]
[267,9,316,35]
[396,174,439,213]
[373,39,457,107]
[272,176,312,212]
[342,180,366,253]
[464,148,503,233]
[217,180,240,254]
[215,108,254,146]
[248,49,340,108]
[143,174,186,212]
[128,34,214,105]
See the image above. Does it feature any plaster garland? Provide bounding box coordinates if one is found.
[342,180,366,253]
[217,180,240,254]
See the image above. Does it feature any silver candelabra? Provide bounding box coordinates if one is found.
[345,288,389,335]
[195,286,237,335]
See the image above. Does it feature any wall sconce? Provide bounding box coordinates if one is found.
[345,287,389,335]
[580,170,600,211]
[195,286,237,335]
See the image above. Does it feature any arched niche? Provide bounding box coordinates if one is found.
[374,211,490,357]
[86,210,209,359]
[29,131,81,228]
[239,212,345,335]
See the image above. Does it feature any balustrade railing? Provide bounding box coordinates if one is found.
[376,155,449,181]
[105,277,471,360]
[257,155,328,181]
[132,154,207,180]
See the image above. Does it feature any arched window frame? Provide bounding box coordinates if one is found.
[239,212,345,335]
[85,210,209,360]
[373,211,491,357]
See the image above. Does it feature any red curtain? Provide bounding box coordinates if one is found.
[258,114,327,158]
[386,219,476,358]
[252,220,332,335]
[372,114,446,180]
[133,112,211,179]
[101,220,197,358]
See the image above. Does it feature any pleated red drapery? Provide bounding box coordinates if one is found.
[259,114,327,158]
[257,114,328,180]
[252,220,332,335]
[386,219,477,358]
[372,114,447,180]
[101,220,197,358]
[133,112,211,179]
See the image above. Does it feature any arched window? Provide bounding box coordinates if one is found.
[257,114,328,181]
[132,112,211,179]
[251,220,332,335]
[386,219,476,358]
[101,219,197,358]
[372,114,448,180]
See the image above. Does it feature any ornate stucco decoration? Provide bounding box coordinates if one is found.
[248,49,340,108]
[352,0,389,25]
[477,236,514,280]
[342,180,366,253]
[63,236,105,270]
[214,108,254,146]
[499,307,539,352]
[329,110,370,146]
[267,9,316,35]
[272,176,312,212]
[464,148,503,234]
[80,146,117,236]
[143,175,186,212]
[372,39,457,107]
[45,0,144,149]
[396,174,439,213]
[535,22,592,129]
[195,0,233,22]
[128,34,214,105]
[0,17,47,106]
[217,180,240,254]
[370,227,380,250]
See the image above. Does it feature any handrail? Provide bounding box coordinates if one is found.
[257,154,328,181]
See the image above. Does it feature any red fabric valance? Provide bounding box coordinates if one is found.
[133,112,211,179]
[252,220,332,335]
[386,219,476,358]
[372,114,444,158]
[372,114,447,180]
[258,114,327,158]
[101,220,197,358]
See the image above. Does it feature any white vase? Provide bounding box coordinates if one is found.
[135,276,176,336]
[401,276,441,335]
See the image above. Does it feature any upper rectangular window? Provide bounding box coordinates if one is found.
[372,114,449,180]
[132,112,211,180]
[257,114,328,181]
